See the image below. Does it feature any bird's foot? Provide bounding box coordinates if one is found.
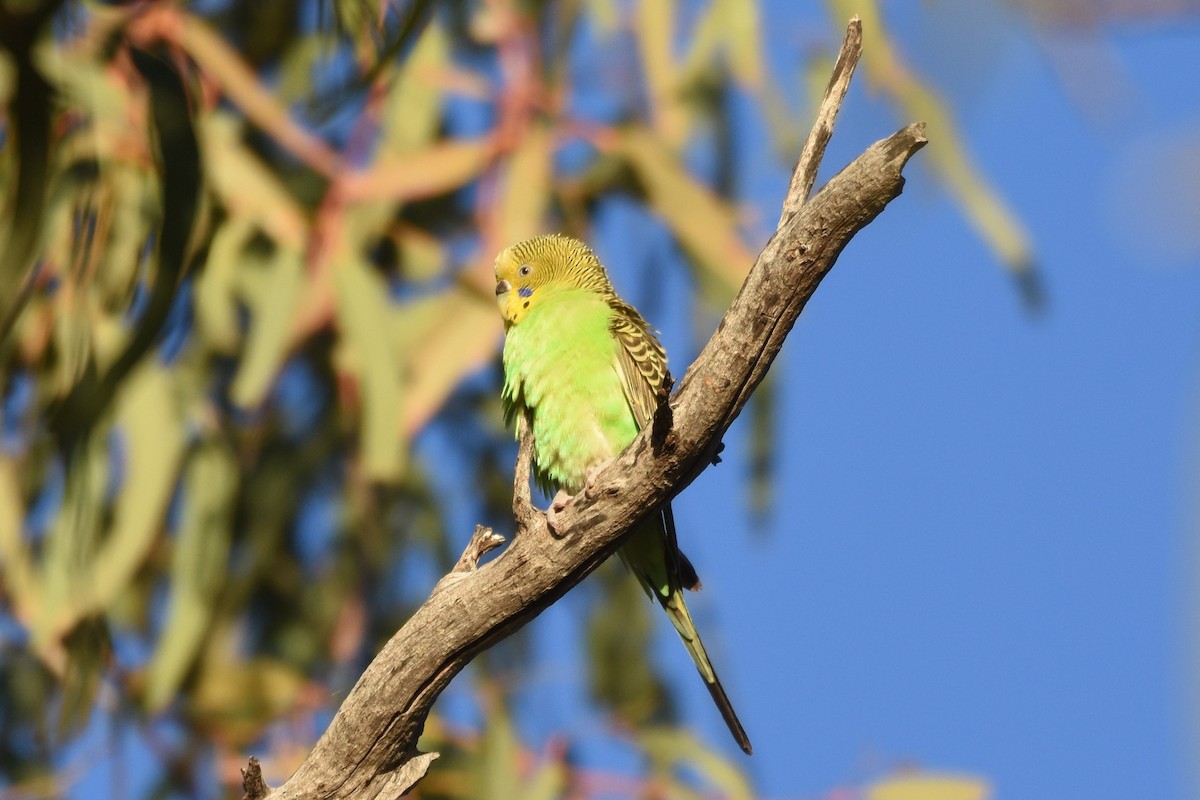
[545,489,574,539]
[581,458,615,500]
[545,459,615,538]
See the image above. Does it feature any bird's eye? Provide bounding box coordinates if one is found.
[518,264,532,277]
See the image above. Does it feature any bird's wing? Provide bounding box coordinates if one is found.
[609,300,699,590]
[608,299,668,430]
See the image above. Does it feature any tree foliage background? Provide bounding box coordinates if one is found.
[0,0,1193,798]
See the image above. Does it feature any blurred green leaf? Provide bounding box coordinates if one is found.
[746,370,776,524]
[587,566,664,727]
[37,435,106,660]
[0,458,36,626]
[721,0,764,92]
[277,33,337,104]
[0,12,54,345]
[187,648,308,745]
[584,0,618,34]
[34,35,128,140]
[473,687,522,800]
[331,0,375,51]
[34,363,183,726]
[59,615,111,732]
[833,0,1036,291]
[678,2,723,88]
[334,255,405,481]
[638,0,687,145]
[641,727,754,800]
[521,752,568,800]
[395,224,446,282]
[378,19,447,156]
[95,165,153,310]
[680,0,764,92]
[145,439,237,712]
[619,125,754,295]
[393,286,502,436]
[196,216,254,353]
[230,244,305,409]
[868,773,991,800]
[805,52,835,117]
[88,364,185,621]
[496,121,552,246]
[49,283,94,393]
[204,112,308,249]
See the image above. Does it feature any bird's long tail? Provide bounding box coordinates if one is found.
[659,583,753,755]
[622,514,752,755]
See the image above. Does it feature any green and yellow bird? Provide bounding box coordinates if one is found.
[495,233,751,755]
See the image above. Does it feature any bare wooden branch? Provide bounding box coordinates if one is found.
[651,370,675,455]
[242,757,268,800]
[433,526,507,593]
[778,17,862,226]
[252,24,927,800]
[512,407,536,526]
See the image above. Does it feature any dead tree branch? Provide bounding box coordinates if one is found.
[246,17,926,800]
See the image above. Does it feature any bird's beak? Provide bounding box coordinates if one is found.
[495,279,512,296]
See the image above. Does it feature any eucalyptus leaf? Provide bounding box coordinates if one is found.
[334,256,406,481]
[145,439,237,712]
[230,245,305,409]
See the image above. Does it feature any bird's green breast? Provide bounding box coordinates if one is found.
[502,288,639,493]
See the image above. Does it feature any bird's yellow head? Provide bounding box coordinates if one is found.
[494,233,615,327]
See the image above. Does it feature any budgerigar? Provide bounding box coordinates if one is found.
[495,233,751,755]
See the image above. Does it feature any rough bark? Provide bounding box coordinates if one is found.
[245,18,927,800]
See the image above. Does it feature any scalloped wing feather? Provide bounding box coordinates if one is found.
[608,298,667,430]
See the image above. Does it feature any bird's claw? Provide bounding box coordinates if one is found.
[545,489,573,539]
[545,459,615,538]
[582,458,615,499]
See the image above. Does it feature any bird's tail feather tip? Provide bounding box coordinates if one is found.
[705,679,752,755]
